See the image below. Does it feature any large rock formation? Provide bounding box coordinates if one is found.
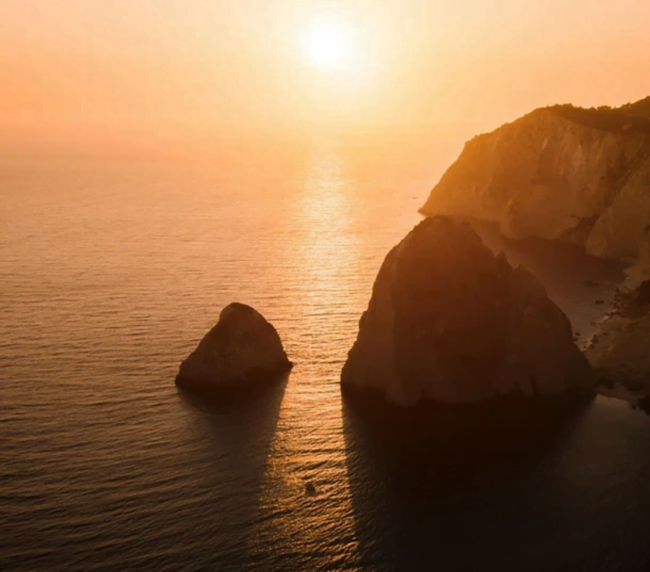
[341,217,594,406]
[421,98,650,273]
[176,303,292,397]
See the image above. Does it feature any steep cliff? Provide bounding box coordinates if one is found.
[421,99,650,273]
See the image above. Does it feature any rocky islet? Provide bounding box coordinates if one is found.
[341,217,594,407]
[175,302,293,399]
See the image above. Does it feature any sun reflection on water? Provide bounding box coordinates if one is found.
[296,143,361,292]
[0,141,429,570]
[249,142,364,566]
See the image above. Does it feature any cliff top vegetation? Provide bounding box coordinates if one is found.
[549,97,650,133]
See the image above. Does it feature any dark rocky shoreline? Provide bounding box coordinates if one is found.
[587,280,650,398]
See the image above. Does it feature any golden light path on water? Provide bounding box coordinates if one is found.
[250,143,369,563]
[3,138,648,571]
[0,142,429,570]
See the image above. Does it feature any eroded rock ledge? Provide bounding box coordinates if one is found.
[341,217,594,407]
[176,303,292,399]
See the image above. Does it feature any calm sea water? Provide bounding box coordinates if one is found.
[2,140,650,572]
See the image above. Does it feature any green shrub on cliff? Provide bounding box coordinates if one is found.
[549,98,650,133]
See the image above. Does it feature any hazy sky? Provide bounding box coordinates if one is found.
[2,0,650,155]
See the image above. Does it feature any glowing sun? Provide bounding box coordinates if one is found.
[304,23,352,69]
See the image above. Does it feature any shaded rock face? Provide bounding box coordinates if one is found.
[420,103,650,274]
[341,217,594,406]
[176,303,292,396]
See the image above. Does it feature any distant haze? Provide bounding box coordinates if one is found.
[2,0,650,157]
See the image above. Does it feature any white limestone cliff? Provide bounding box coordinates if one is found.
[421,100,650,275]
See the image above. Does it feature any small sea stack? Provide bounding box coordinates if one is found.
[341,216,595,411]
[176,303,292,400]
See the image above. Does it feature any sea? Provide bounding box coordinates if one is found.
[2,136,650,572]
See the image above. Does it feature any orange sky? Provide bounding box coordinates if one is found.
[2,0,650,156]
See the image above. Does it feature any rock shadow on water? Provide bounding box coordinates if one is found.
[342,385,593,467]
[470,220,628,335]
[473,221,628,284]
[174,373,290,572]
[177,369,291,411]
[341,392,594,572]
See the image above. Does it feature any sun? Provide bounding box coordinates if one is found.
[304,22,351,69]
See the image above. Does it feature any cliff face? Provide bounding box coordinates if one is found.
[421,102,650,272]
[341,217,594,406]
